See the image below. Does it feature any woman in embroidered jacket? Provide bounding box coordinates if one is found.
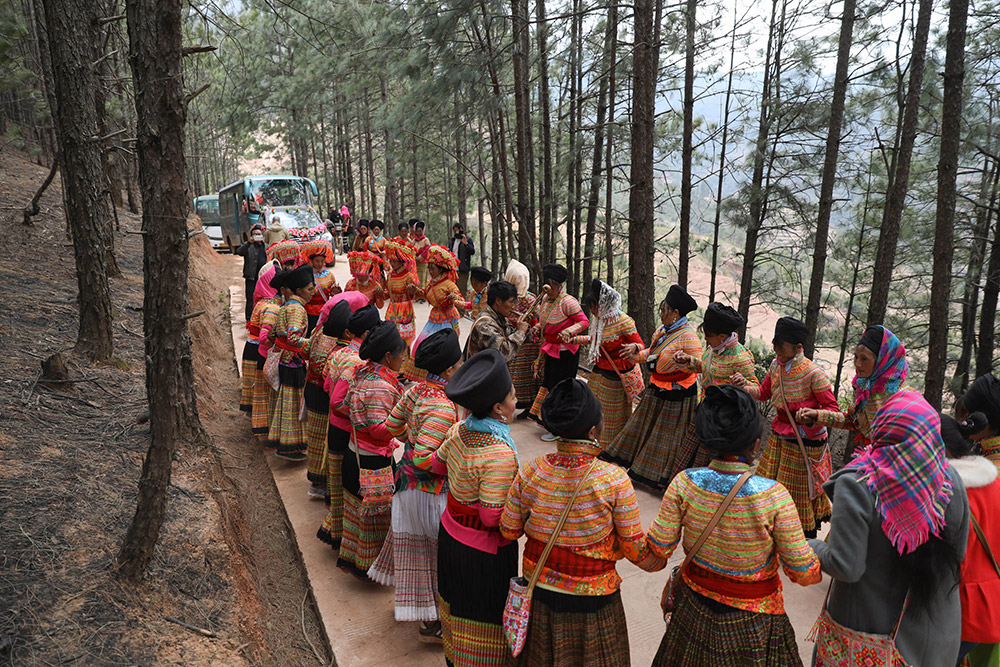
[250,274,285,437]
[411,220,431,289]
[241,286,281,418]
[673,301,757,394]
[301,301,342,500]
[384,239,421,381]
[940,413,1000,663]
[569,280,644,448]
[368,329,462,643]
[299,239,340,335]
[430,350,519,667]
[413,244,471,353]
[603,284,701,489]
[955,373,1000,472]
[808,390,968,667]
[637,385,822,666]
[505,260,542,411]
[732,316,838,536]
[344,250,386,308]
[796,325,909,463]
[501,379,646,667]
[336,321,407,580]
[266,265,315,461]
[528,264,589,438]
[317,304,378,549]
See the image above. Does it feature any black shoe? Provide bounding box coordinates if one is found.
[276,450,307,462]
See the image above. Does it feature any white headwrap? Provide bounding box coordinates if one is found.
[504,259,530,298]
[585,280,623,366]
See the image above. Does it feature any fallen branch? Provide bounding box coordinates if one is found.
[300,590,326,666]
[182,45,217,56]
[23,155,59,226]
[181,310,206,321]
[184,83,211,104]
[164,616,216,638]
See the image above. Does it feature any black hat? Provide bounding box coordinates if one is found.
[664,284,698,316]
[359,321,405,362]
[322,300,352,338]
[960,373,1000,431]
[347,304,381,337]
[269,268,290,291]
[414,329,462,375]
[703,302,744,336]
[773,316,808,346]
[445,349,512,417]
[859,325,884,356]
[542,263,569,284]
[370,219,385,230]
[470,266,493,283]
[413,219,425,229]
[284,264,314,291]
[696,385,762,455]
[398,221,410,231]
[541,378,602,440]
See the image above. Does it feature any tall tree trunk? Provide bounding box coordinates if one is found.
[678,0,697,287]
[364,94,377,217]
[978,211,1000,376]
[381,78,397,226]
[512,0,537,268]
[535,0,554,265]
[627,0,661,339]
[455,97,467,230]
[118,0,207,583]
[867,0,933,326]
[604,0,618,285]
[39,0,115,360]
[835,164,874,399]
[583,8,614,286]
[925,0,969,408]
[571,24,584,295]
[803,0,856,356]
[709,1,737,301]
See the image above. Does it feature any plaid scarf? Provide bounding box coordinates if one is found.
[847,389,953,555]
[852,325,908,418]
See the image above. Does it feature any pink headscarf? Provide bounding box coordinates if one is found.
[340,205,350,217]
[315,290,369,331]
[254,262,279,305]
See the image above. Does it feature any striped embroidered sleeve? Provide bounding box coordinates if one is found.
[815,408,850,430]
[636,474,686,571]
[611,472,647,565]
[770,485,823,585]
[285,304,309,350]
[748,368,772,401]
[499,467,529,541]
[477,449,519,518]
[385,387,416,439]
[412,397,457,462]
[735,348,759,386]
[810,366,839,411]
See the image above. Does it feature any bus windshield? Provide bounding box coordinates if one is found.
[195,197,219,224]
[250,178,312,208]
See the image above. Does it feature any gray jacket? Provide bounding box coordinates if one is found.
[809,466,968,667]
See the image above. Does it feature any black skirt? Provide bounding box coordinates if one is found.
[327,424,350,454]
[303,380,329,413]
[242,339,261,363]
[437,524,518,624]
[278,362,307,388]
[542,350,580,390]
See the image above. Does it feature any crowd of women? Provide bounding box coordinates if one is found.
[235,225,1000,667]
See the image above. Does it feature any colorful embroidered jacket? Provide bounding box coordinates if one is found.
[637,458,822,614]
[273,296,309,364]
[746,352,838,441]
[537,293,589,358]
[303,332,338,386]
[343,276,385,309]
[412,235,431,265]
[304,268,338,317]
[813,387,906,445]
[637,323,701,391]
[693,339,758,391]
[252,296,282,357]
[324,339,362,432]
[569,312,644,372]
[500,438,646,596]
[384,375,458,495]
[422,276,467,325]
[385,268,418,326]
[981,435,1000,473]
[433,421,519,554]
[469,288,488,319]
[344,361,402,457]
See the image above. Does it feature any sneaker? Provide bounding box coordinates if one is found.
[308,485,325,500]
[276,451,307,462]
[418,621,443,644]
[540,432,558,442]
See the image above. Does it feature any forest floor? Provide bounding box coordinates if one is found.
[0,146,331,667]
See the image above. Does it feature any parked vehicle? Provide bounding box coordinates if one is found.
[193,194,226,252]
[218,175,331,252]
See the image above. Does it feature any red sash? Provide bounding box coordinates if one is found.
[686,562,779,599]
[523,537,616,578]
[447,493,490,532]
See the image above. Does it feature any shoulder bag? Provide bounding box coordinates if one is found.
[503,458,599,657]
[352,423,395,517]
[776,370,830,500]
[809,584,910,666]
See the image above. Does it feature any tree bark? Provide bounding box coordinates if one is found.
[835,163,874,399]
[709,1,737,301]
[978,210,1000,376]
[512,0,536,269]
[39,0,115,361]
[583,8,614,287]
[118,0,207,583]
[536,0,554,265]
[678,0,697,287]
[803,0,856,356]
[867,0,933,326]
[627,0,661,340]
[455,96,467,230]
[604,0,618,285]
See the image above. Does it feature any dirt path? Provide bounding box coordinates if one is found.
[224,254,830,666]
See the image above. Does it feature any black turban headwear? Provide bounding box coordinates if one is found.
[541,378,602,440]
[542,263,569,284]
[284,264,314,291]
[703,302,744,336]
[773,316,808,346]
[960,373,1000,431]
[445,349,512,417]
[322,300,352,338]
[415,329,462,375]
[359,321,405,362]
[859,325,884,356]
[470,266,493,284]
[695,384,762,455]
[664,284,698,316]
[347,304,381,337]
[370,219,385,230]
[269,268,290,291]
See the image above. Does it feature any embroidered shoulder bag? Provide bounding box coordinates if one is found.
[809,584,910,666]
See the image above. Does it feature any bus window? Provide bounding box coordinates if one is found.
[250,178,312,208]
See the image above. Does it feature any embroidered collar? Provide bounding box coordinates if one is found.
[555,438,602,458]
[465,415,518,462]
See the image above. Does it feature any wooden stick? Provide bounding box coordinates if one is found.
[164,616,216,638]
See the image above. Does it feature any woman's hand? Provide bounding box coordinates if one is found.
[796,408,818,426]
[729,373,747,387]
[673,350,693,367]
[622,342,642,363]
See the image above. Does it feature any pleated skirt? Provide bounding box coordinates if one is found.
[240,340,261,412]
[588,370,632,449]
[251,356,271,435]
[317,425,350,548]
[756,432,832,534]
[511,339,541,409]
[266,363,307,456]
[337,447,394,579]
[304,381,330,485]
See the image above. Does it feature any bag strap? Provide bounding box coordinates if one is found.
[972,514,1000,579]
[775,370,818,499]
[463,313,497,361]
[525,457,600,595]
[676,468,755,578]
[599,346,633,403]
